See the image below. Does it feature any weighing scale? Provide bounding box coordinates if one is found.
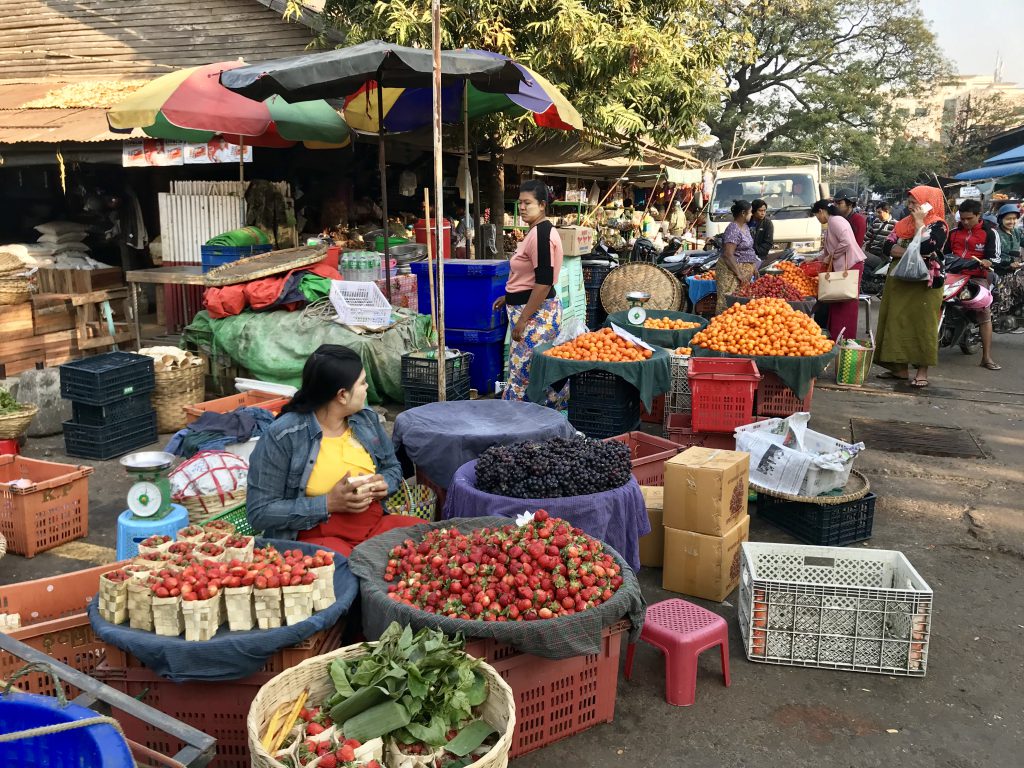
[625,291,652,326]
[116,451,188,560]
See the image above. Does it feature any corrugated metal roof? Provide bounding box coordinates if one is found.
[0,80,135,144]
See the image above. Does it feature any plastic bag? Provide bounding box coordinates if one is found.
[552,315,589,345]
[891,227,929,282]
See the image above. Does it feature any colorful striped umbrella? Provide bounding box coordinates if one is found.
[340,52,581,134]
[107,62,350,148]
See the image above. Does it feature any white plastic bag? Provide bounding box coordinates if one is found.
[891,227,929,282]
[552,315,590,345]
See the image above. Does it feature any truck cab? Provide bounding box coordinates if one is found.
[704,154,827,252]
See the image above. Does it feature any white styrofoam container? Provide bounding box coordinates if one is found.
[738,542,933,676]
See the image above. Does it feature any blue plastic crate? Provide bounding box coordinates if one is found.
[409,259,510,330]
[446,326,506,394]
[200,244,274,273]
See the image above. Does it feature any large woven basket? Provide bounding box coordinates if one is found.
[151,359,206,433]
[181,487,247,525]
[247,642,515,768]
[599,262,682,314]
[383,480,438,521]
[0,252,22,273]
[0,403,38,439]
[0,277,31,305]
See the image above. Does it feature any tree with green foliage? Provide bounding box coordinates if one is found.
[300,0,750,233]
[942,91,1024,173]
[707,0,945,163]
[859,137,946,192]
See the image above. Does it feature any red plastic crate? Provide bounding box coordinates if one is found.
[664,412,737,450]
[464,621,629,758]
[640,393,666,424]
[183,390,292,424]
[95,622,342,768]
[687,357,760,433]
[0,455,92,557]
[605,431,684,486]
[756,372,814,417]
[0,561,126,699]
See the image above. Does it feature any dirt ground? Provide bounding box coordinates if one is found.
[2,326,1021,768]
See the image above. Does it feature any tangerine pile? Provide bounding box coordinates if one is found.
[777,262,817,297]
[692,271,716,281]
[672,346,693,355]
[546,327,653,362]
[691,298,834,357]
[644,317,702,330]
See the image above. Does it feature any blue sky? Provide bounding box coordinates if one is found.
[924,1,1024,84]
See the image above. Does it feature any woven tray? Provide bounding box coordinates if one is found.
[203,245,326,287]
[0,277,32,305]
[600,262,682,314]
[752,469,870,504]
[0,403,38,439]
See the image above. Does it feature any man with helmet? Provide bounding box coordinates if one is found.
[992,203,1024,332]
[945,200,1000,369]
[833,188,868,246]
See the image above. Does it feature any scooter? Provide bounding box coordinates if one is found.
[938,271,990,354]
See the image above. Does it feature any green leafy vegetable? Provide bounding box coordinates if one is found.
[329,684,388,725]
[444,720,497,757]
[0,390,25,415]
[342,700,411,743]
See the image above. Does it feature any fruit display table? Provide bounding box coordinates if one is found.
[685,275,718,305]
[527,342,671,410]
[726,294,817,316]
[392,400,576,491]
[441,460,650,572]
[604,310,708,348]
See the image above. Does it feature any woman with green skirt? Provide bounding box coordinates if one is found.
[875,186,949,388]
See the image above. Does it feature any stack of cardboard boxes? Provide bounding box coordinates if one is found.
[639,446,751,602]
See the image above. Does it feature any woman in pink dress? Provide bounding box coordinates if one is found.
[811,200,867,340]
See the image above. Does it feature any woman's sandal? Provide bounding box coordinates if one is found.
[980,361,1002,370]
[910,378,929,388]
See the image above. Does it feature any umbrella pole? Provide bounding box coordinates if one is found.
[463,80,473,259]
[432,0,446,402]
[471,149,483,257]
[423,188,437,335]
[377,83,392,300]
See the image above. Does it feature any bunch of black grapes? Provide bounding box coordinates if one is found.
[475,437,633,498]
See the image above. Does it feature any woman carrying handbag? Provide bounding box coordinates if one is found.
[810,200,866,340]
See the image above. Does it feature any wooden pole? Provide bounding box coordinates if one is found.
[463,79,473,258]
[378,82,393,300]
[432,0,446,401]
[423,189,437,334]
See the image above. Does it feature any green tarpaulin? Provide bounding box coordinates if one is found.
[604,310,708,349]
[185,309,433,404]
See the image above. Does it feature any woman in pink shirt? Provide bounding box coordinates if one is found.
[493,180,566,406]
[811,200,867,340]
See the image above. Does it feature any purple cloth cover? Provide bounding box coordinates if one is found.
[442,459,650,571]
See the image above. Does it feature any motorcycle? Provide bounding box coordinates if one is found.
[938,270,991,355]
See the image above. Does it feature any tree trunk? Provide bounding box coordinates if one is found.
[482,137,505,258]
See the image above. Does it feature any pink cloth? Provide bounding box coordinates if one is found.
[820,215,866,272]
[505,223,563,294]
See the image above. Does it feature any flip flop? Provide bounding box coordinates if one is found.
[910,379,929,388]
[980,361,1002,370]
[876,371,909,380]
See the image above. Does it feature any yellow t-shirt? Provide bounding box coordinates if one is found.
[305,429,377,497]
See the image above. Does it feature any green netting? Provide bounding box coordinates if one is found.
[184,309,433,404]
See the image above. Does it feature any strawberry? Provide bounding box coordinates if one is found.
[318,753,337,768]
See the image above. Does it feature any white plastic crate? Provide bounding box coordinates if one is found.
[663,353,691,431]
[738,542,933,676]
[330,280,392,329]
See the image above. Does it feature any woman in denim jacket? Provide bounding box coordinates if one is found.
[247,345,420,555]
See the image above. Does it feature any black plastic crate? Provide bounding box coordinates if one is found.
[757,493,876,546]
[582,262,613,289]
[404,378,472,408]
[63,411,158,461]
[401,351,473,390]
[71,393,153,427]
[568,398,641,439]
[60,352,155,406]
[569,370,639,403]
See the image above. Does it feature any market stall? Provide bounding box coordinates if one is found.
[603,310,707,349]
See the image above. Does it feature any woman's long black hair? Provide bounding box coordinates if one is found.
[520,179,551,212]
[279,344,364,416]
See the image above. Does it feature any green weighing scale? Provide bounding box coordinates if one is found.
[120,451,176,519]
[625,291,653,326]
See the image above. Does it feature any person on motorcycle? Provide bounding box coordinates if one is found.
[833,189,868,246]
[992,203,1024,332]
[750,199,774,262]
[944,199,1000,370]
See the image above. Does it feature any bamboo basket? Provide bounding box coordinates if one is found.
[0,404,38,440]
[0,277,31,305]
[181,593,223,641]
[247,643,515,768]
[98,572,129,625]
[281,583,315,626]
[137,537,174,556]
[223,536,254,563]
[599,262,683,314]
[180,490,247,525]
[254,586,283,629]
[224,585,255,631]
[127,579,154,631]
[152,595,184,637]
[309,563,336,611]
[0,252,23,273]
[151,359,206,433]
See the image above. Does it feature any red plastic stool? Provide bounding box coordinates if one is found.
[624,598,730,706]
[0,439,18,455]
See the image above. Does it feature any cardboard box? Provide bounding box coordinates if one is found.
[639,485,665,567]
[662,516,750,602]
[663,447,750,536]
[557,226,595,257]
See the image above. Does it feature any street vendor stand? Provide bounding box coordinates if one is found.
[442,460,650,571]
[604,310,708,349]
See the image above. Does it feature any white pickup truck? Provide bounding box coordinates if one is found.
[704,153,829,252]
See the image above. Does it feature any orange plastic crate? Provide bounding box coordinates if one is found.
[605,431,684,486]
[0,455,92,557]
[687,357,760,434]
[756,371,815,418]
[0,561,125,698]
[464,621,629,757]
[183,390,292,424]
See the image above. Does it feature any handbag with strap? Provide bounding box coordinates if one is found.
[817,254,860,302]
